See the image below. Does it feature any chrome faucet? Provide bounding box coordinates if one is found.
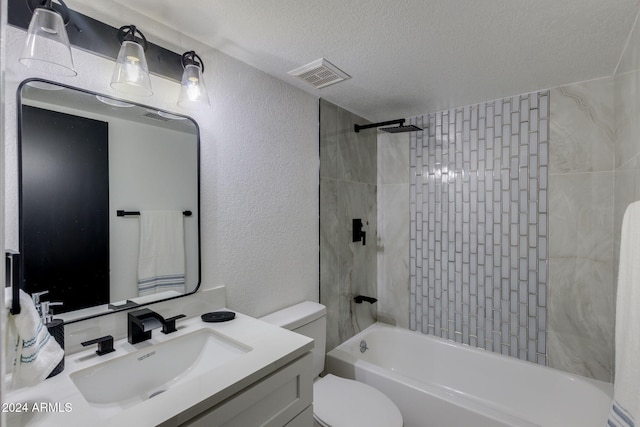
[127,308,186,344]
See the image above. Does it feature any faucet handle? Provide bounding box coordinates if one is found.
[82,335,115,356]
[40,301,63,323]
[162,314,186,334]
[31,291,49,311]
[31,290,49,302]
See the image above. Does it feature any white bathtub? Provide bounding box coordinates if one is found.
[326,323,613,427]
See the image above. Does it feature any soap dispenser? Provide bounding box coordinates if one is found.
[41,301,65,378]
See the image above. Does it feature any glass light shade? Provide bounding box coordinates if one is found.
[95,95,134,108]
[110,41,153,97]
[177,64,210,108]
[19,8,76,76]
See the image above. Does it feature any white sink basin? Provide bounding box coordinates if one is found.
[70,329,251,407]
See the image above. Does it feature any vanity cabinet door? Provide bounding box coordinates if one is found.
[284,406,313,426]
[181,353,312,427]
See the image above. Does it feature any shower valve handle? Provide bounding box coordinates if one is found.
[353,218,366,246]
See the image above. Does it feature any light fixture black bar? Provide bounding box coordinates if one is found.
[7,0,183,82]
[354,119,405,133]
[117,210,193,217]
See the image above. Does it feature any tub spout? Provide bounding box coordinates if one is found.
[354,295,377,304]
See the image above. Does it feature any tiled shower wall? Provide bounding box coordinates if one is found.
[320,99,377,352]
[377,132,410,329]
[613,5,640,381]
[548,78,615,382]
[409,92,549,363]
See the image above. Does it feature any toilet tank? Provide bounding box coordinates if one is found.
[260,301,326,378]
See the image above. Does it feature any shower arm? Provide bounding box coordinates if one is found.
[354,119,405,133]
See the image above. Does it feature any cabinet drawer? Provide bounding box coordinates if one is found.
[182,353,313,427]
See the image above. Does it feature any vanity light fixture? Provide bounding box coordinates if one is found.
[177,51,210,108]
[19,0,76,76]
[110,25,153,97]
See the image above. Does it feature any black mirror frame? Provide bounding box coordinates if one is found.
[16,78,202,324]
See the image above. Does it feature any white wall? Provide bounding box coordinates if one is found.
[108,122,198,301]
[4,24,319,318]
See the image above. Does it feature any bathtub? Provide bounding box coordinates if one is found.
[326,323,613,427]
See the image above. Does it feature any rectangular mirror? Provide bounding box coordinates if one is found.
[17,79,200,323]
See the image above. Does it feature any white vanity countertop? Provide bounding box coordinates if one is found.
[5,310,313,427]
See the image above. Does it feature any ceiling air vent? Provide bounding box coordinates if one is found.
[288,58,350,89]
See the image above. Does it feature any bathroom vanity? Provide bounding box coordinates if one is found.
[4,310,314,426]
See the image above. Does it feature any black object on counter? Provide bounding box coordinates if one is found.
[201,311,236,323]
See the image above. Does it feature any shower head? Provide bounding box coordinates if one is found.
[354,119,423,133]
[379,124,423,133]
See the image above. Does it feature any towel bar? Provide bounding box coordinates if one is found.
[117,210,192,217]
[5,251,21,314]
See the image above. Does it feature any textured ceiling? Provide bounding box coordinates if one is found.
[66,0,639,121]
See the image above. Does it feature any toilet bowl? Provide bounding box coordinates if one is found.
[313,374,402,427]
[260,301,403,427]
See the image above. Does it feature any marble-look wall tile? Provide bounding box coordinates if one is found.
[548,77,615,382]
[320,100,377,352]
[338,181,378,336]
[337,107,377,184]
[377,183,410,328]
[614,71,640,169]
[549,172,615,262]
[614,12,640,282]
[320,99,339,179]
[614,10,640,376]
[378,132,410,185]
[320,178,341,351]
[614,158,640,285]
[377,131,410,328]
[547,172,614,381]
[615,2,640,77]
[550,80,614,174]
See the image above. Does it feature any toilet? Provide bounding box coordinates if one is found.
[261,301,403,427]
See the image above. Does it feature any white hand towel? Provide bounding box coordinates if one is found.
[137,210,186,296]
[608,201,640,426]
[5,288,64,389]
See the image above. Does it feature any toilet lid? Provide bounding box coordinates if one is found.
[313,374,403,427]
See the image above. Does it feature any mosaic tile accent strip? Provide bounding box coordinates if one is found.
[409,92,549,364]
